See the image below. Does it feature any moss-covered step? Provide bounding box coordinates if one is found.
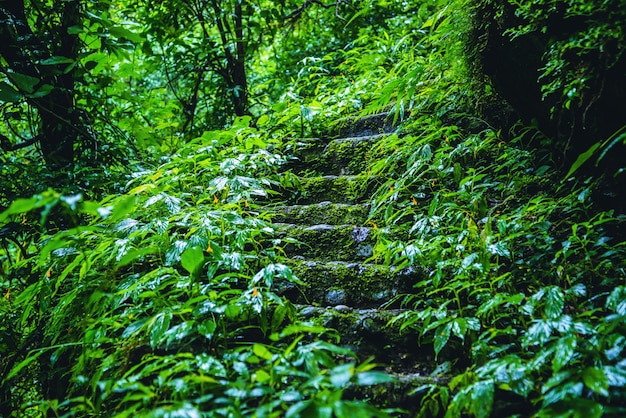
[297,305,432,369]
[269,201,370,226]
[326,112,398,138]
[286,134,390,175]
[280,137,328,172]
[272,223,376,261]
[273,260,422,307]
[279,174,381,204]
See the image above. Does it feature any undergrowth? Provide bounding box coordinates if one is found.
[2,0,625,417]
[0,116,392,417]
[368,118,626,417]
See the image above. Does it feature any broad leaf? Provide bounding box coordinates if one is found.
[181,245,204,275]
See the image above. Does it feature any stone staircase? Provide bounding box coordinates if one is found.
[263,114,448,414]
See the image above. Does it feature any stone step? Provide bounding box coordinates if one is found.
[269,201,371,226]
[297,305,432,370]
[273,260,422,308]
[294,304,454,417]
[326,112,398,138]
[272,223,375,261]
[286,134,390,175]
[278,174,381,205]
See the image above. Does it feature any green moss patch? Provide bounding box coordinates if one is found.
[270,202,370,225]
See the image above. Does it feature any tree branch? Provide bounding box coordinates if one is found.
[0,133,38,152]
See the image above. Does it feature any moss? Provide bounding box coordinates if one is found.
[277,224,373,261]
[294,174,378,204]
[326,112,397,138]
[324,137,376,175]
[282,260,419,307]
[284,138,328,174]
[271,202,370,226]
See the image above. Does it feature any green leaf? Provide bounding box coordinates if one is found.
[0,193,59,223]
[9,72,40,93]
[582,367,609,397]
[253,343,273,361]
[434,322,452,357]
[330,363,354,388]
[2,348,47,384]
[67,25,83,35]
[286,401,312,418]
[108,195,138,222]
[149,312,172,348]
[109,26,144,43]
[565,142,601,178]
[334,401,390,418]
[270,324,328,341]
[198,319,217,339]
[597,124,626,164]
[544,286,565,319]
[487,242,510,257]
[606,286,626,315]
[122,318,149,338]
[181,245,204,275]
[552,334,576,372]
[28,84,54,98]
[0,81,22,102]
[39,56,75,65]
[470,380,494,418]
[164,322,193,346]
[116,247,158,268]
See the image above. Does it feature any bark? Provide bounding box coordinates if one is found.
[0,0,82,170]
[231,0,248,116]
[210,0,249,117]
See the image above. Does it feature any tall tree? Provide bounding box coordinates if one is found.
[0,0,84,170]
[133,0,287,131]
[131,0,353,133]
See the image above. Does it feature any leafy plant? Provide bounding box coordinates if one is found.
[0,118,393,416]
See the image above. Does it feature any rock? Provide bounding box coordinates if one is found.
[325,288,347,305]
[351,226,369,243]
[300,306,318,318]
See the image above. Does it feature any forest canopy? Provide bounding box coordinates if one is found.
[1,0,625,417]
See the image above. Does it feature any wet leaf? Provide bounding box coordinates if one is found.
[470,380,494,418]
[582,367,609,396]
[181,245,204,275]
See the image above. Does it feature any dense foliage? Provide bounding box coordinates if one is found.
[1,0,625,417]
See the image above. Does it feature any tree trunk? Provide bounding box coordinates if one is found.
[210,0,249,117]
[231,0,248,116]
[0,0,81,170]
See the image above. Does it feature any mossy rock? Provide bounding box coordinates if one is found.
[270,201,371,226]
[326,112,398,138]
[297,306,434,369]
[281,137,328,173]
[319,134,389,175]
[284,134,388,175]
[346,373,451,417]
[292,174,381,204]
[276,260,422,307]
[273,223,375,261]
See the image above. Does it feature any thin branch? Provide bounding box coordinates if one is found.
[0,133,38,152]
